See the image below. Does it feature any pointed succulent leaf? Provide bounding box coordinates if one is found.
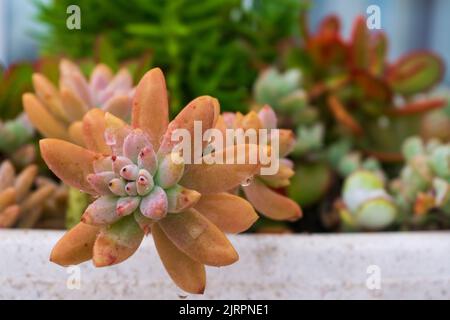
[32,74,69,122]
[180,144,262,194]
[89,64,113,91]
[0,160,15,190]
[0,188,16,212]
[194,193,258,233]
[102,95,132,121]
[132,68,169,150]
[350,16,370,69]
[93,215,144,267]
[370,32,388,75]
[50,222,99,266]
[152,224,206,294]
[40,139,101,194]
[387,52,444,96]
[243,179,302,221]
[68,121,85,146]
[158,208,238,267]
[82,109,110,154]
[23,94,71,140]
[60,88,89,122]
[159,96,219,156]
[14,164,38,202]
[0,205,21,228]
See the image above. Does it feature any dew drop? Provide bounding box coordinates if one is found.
[240,176,254,187]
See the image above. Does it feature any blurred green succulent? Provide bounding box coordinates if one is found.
[37,0,309,114]
[0,114,36,168]
[338,170,398,231]
[390,136,450,222]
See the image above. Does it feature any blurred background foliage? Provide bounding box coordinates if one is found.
[36,0,309,115]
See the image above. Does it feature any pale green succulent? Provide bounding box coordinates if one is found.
[253,67,317,126]
[391,136,450,216]
[339,170,398,231]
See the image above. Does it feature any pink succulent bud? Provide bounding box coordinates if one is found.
[139,186,168,220]
[136,169,154,196]
[116,197,140,217]
[120,164,139,180]
[112,156,133,174]
[138,146,157,175]
[123,129,151,162]
[87,172,116,195]
[155,152,185,189]
[258,105,277,129]
[108,178,127,196]
[81,196,120,225]
[125,182,137,196]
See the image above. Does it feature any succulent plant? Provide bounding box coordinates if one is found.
[284,15,446,160]
[390,136,450,222]
[23,59,135,146]
[215,105,302,221]
[253,67,318,128]
[337,170,398,231]
[0,160,66,228]
[42,68,262,294]
[253,67,333,207]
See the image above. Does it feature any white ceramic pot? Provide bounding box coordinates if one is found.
[0,230,449,299]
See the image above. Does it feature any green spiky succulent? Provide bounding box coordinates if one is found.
[36,0,308,114]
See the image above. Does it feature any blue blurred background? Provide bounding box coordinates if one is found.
[0,0,449,83]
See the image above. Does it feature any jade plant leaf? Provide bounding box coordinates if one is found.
[387,52,444,96]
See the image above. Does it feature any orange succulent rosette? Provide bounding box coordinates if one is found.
[217,105,302,221]
[40,68,260,294]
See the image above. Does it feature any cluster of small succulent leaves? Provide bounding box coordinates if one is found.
[23,59,135,146]
[283,14,446,159]
[390,137,450,227]
[0,113,36,168]
[0,160,67,228]
[330,136,449,231]
[42,67,269,294]
[36,0,309,114]
[216,105,302,221]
